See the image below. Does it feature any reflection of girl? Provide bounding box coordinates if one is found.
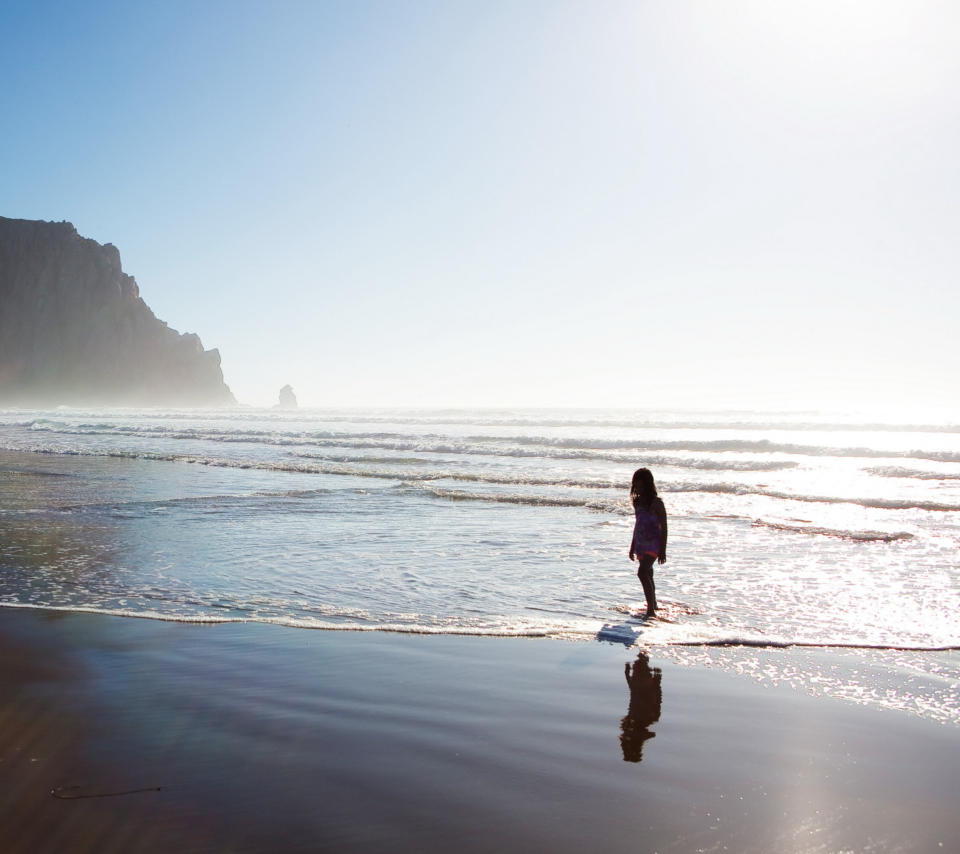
[628,468,667,617]
[621,654,663,762]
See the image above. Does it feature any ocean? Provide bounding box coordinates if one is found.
[1,407,958,723]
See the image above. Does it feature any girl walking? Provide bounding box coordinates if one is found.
[629,468,667,617]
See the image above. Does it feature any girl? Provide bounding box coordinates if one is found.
[628,468,667,617]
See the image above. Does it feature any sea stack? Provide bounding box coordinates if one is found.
[277,385,298,410]
[0,216,235,407]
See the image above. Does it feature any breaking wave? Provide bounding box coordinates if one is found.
[20,419,960,462]
[865,466,960,481]
[412,482,960,514]
[23,421,797,470]
[289,447,795,471]
[9,409,960,433]
[751,519,914,542]
[408,484,625,513]
[4,441,960,512]
[2,601,956,652]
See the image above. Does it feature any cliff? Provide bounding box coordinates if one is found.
[0,216,235,407]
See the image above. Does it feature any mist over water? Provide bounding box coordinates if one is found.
[1,407,959,722]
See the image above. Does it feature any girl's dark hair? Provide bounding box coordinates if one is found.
[630,468,657,508]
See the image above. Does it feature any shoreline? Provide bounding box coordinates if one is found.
[2,607,958,853]
[4,598,959,729]
[4,598,958,651]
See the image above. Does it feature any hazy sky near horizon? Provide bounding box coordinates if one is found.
[2,0,959,410]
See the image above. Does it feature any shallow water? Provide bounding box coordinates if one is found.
[1,407,958,721]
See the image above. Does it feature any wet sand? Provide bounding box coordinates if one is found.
[1,608,958,854]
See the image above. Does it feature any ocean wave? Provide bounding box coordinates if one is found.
[4,442,960,512]
[1,442,644,495]
[21,422,797,469]
[19,419,960,462]
[864,466,960,481]
[409,484,626,513]
[39,488,338,515]
[1,601,957,651]
[669,482,960,512]
[0,602,567,636]
[504,435,960,461]
[288,447,796,471]
[10,410,960,433]
[0,441,781,491]
[667,637,960,651]
[412,483,960,514]
[751,520,914,542]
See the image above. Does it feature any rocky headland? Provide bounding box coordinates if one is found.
[0,216,235,407]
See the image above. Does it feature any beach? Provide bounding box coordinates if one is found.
[2,409,959,851]
[4,0,960,848]
[2,607,958,854]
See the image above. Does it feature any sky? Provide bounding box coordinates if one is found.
[1,0,959,410]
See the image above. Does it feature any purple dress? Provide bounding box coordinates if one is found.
[632,502,662,558]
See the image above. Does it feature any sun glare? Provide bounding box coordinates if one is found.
[685,0,955,107]
[744,0,922,52]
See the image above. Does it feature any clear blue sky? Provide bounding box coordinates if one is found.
[2,0,959,410]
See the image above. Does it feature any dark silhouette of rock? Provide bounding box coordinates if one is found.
[276,385,298,410]
[0,216,235,407]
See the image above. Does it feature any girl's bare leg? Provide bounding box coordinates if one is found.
[637,555,657,615]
